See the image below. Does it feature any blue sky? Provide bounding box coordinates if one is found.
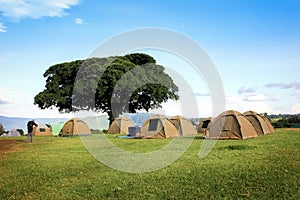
[0,0,299,118]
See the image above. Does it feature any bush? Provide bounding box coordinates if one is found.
[270,114,300,128]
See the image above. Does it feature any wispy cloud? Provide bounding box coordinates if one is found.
[265,82,300,90]
[0,22,7,32]
[242,93,280,102]
[74,18,83,25]
[238,86,255,94]
[243,93,266,102]
[0,0,79,19]
[193,92,210,97]
[267,95,281,101]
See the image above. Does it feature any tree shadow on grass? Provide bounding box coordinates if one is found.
[217,145,257,151]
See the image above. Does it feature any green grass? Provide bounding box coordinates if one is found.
[0,129,299,199]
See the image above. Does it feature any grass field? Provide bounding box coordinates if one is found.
[1,129,299,199]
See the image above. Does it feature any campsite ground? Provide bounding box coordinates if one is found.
[0,129,299,199]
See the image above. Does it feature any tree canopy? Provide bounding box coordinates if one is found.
[34,53,179,124]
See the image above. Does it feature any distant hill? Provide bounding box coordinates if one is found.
[0,113,200,132]
[0,115,68,132]
[0,113,150,132]
[0,115,112,132]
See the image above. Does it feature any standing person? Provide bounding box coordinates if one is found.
[27,120,38,143]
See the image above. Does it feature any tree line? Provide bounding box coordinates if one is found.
[269,114,300,128]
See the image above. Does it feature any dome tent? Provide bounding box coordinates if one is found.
[170,115,197,136]
[61,118,91,136]
[197,117,213,133]
[243,111,274,135]
[141,115,179,138]
[107,116,135,134]
[34,123,52,136]
[3,129,21,137]
[261,115,275,133]
[208,110,258,140]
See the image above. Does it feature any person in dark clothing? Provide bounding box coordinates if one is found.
[27,120,38,142]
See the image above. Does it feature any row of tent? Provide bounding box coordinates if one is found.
[108,115,197,138]
[198,110,275,140]
[0,110,275,140]
[33,118,91,137]
[27,115,196,138]
[108,110,275,140]
[0,118,92,137]
[0,118,91,137]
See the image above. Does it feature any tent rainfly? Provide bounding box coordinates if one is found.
[170,115,197,136]
[208,110,258,140]
[50,122,65,136]
[107,116,135,134]
[61,118,91,136]
[243,111,275,134]
[141,115,179,138]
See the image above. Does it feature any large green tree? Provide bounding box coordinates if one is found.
[34,53,179,125]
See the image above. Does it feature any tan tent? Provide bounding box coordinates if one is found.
[197,117,213,133]
[170,115,197,136]
[243,111,274,134]
[61,118,91,136]
[141,115,179,138]
[208,110,258,140]
[261,115,275,133]
[107,116,135,134]
[34,123,52,136]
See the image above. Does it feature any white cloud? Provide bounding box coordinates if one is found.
[74,18,83,25]
[0,0,79,19]
[0,103,73,118]
[0,86,73,118]
[149,97,213,118]
[243,93,266,102]
[0,22,7,32]
[0,99,9,105]
[226,94,275,114]
[291,103,300,113]
[267,95,281,101]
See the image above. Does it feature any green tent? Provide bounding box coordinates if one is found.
[50,122,65,136]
